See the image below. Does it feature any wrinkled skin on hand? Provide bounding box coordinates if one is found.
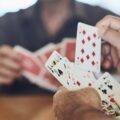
[53,87,102,120]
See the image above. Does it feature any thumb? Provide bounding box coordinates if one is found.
[97,26,120,50]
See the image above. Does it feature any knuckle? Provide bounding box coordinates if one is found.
[0,45,10,51]
[55,89,65,98]
[53,91,64,103]
[104,15,112,19]
[104,15,118,22]
[96,21,100,26]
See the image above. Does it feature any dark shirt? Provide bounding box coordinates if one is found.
[0,1,115,94]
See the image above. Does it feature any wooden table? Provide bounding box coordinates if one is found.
[0,95,55,120]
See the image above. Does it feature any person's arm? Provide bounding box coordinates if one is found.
[0,45,22,84]
[0,15,22,85]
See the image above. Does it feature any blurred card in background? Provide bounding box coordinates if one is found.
[14,38,76,91]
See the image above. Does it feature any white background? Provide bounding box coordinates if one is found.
[0,0,37,16]
[0,0,120,16]
[76,0,120,15]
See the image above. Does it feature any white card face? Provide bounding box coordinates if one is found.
[93,72,120,114]
[75,22,101,73]
[93,80,112,105]
[93,84,119,116]
[69,64,96,90]
[101,73,120,97]
[51,58,73,90]
[45,51,63,74]
[46,55,97,91]
[97,73,120,109]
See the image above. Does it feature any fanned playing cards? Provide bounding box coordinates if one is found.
[45,22,120,117]
[13,21,120,118]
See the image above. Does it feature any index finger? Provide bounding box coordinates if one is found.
[0,45,21,61]
[96,15,120,31]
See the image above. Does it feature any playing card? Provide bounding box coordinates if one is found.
[14,46,41,76]
[45,50,97,90]
[34,43,56,79]
[75,22,101,73]
[34,44,66,91]
[14,46,59,91]
[97,73,120,109]
[45,51,63,74]
[43,43,63,59]
[93,72,120,115]
[93,87,119,116]
[24,71,57,91]
[69,64,96,90]
[62,38,76,62]
[49,57,75,90]
[46,55,96,90]
[101,73,120,96]
[34,43,55,64]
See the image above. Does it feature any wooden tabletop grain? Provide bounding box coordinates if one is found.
[0,95,55,120]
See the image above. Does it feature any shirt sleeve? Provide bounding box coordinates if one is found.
[0,14,14,45]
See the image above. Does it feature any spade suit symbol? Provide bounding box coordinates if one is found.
[103,77,107,80]
[102,89,107,94]
[58,69,63,76]
[53,61,56,65]
[108,85,113,90]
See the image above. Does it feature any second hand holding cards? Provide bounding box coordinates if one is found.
[14,46,57,91]
[14,46,42,76]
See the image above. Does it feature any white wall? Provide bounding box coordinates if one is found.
[0,0,119,16]
[76,0,120,15]
[0,0,37,16]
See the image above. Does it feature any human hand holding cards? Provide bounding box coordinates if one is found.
[14,46,59,91]
[45,22,120,118]
[13,39,76,91]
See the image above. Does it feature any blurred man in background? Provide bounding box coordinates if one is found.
[0,0,115,94]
